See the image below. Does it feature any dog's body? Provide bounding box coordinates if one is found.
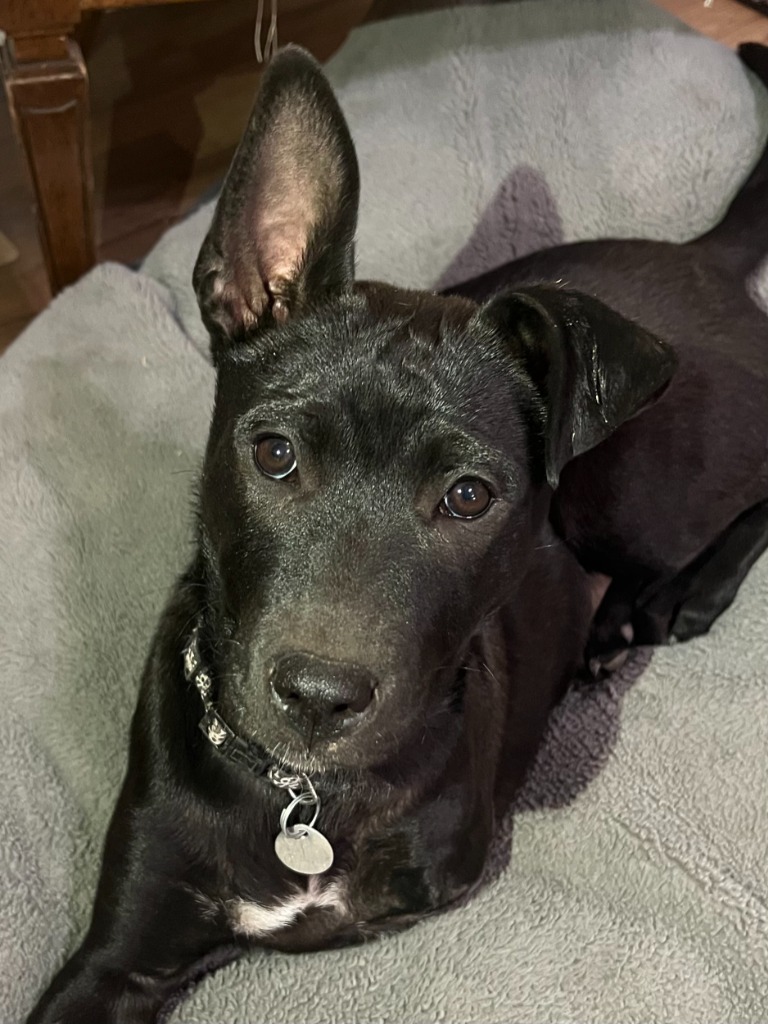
[453,165,768,657]
[29,43,768,1024]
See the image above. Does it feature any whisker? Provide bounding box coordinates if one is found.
[481,660,501,687]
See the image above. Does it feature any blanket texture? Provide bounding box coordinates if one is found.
[2,2,768,1022]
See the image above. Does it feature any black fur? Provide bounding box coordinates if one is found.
[29,43,768,1023]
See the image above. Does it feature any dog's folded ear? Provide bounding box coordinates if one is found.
[474,286,678,489]
[193,45,359,356]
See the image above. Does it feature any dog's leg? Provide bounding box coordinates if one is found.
[28,878,236,1024]
[29,948,230,1024]
[27,878,236,1024]
[586,497,768,669]
[636,496,768,644]
[27,783,237,1024]
[583,576,643,677]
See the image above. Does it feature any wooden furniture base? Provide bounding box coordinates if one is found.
[1,33,95,293]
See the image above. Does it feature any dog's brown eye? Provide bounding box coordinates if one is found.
[441,479,493,519]
[254,436,297,479]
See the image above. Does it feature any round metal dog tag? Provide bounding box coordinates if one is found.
[274,827,334,875]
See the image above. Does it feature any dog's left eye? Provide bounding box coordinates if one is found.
[440,478,494,519]
[254,436,297,479]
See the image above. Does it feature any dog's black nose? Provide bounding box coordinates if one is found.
[270,652,376,739]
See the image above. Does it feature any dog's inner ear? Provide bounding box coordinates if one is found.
[475,286,678,489]
[193,45,360,350]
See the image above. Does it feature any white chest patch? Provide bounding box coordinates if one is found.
[230,876,348,938]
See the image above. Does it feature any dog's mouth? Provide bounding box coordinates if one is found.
[261,739,341,779]
[254,719,406,777]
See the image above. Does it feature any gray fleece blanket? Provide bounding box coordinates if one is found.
[3,2,768,1021]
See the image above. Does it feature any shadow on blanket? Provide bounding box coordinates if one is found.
[436,166,566,290]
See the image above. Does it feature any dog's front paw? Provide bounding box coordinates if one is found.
[583,618,635,681]
[27,968,164,1024]
[586,621,634,678]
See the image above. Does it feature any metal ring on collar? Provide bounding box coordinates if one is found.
[279,790,320,838]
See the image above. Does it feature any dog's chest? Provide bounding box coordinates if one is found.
[228,875,351,944]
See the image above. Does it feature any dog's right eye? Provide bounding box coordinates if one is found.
[254,436,297,480]
[440,478,494,519]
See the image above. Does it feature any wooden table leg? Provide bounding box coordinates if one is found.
[1,32,95,294]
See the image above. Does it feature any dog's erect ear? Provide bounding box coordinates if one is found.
[475,286,678,489]
[193,45,359,353]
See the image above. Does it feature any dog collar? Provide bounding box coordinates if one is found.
[183,623,273,775]
[182,620,335,875]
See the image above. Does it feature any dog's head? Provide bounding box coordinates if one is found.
[192,47,676,775]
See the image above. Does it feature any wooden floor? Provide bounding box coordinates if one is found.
[1,0,767,353]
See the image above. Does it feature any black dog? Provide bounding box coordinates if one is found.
[29,42,768,1024]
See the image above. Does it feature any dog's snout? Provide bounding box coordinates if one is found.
[270,653,377,739]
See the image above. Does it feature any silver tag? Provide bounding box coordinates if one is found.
[274,826,334,875]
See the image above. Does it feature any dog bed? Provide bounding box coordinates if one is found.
[3,2,768,1021]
